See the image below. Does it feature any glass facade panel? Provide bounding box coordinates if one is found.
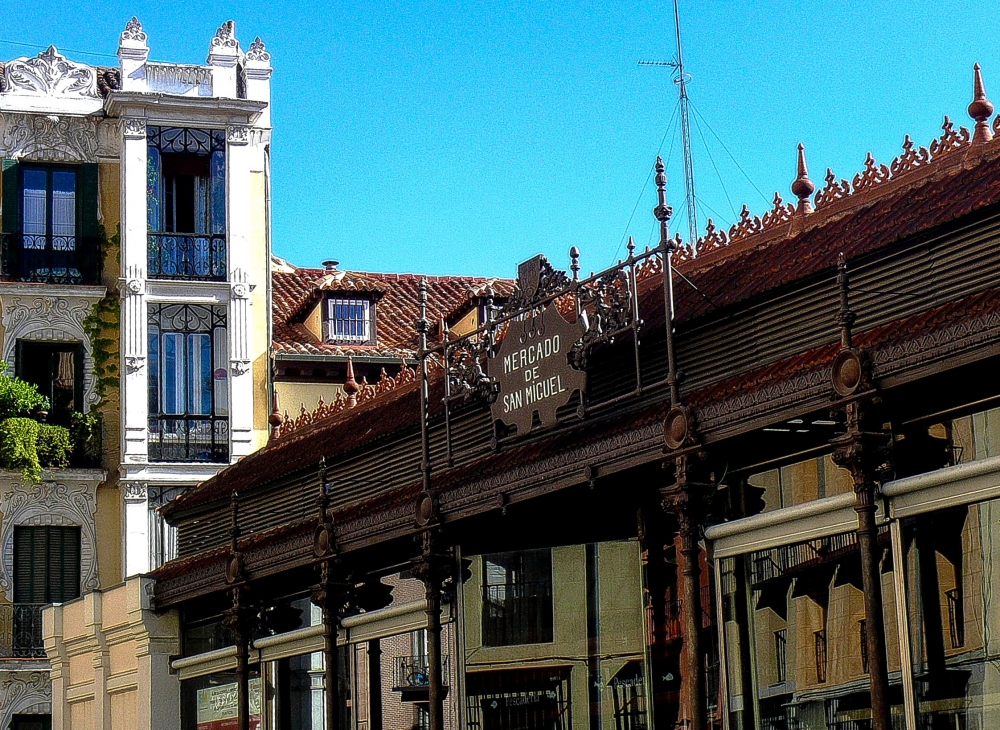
[720,529,905,730]
[900,497,1000,729]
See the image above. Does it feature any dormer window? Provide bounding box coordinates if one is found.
[324,297,373,343]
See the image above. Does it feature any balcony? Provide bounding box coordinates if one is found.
[392,655,450,702]
[148,415,229,463]
[0,232,101,285]
[147,233,226,281]
[0,603,46,658]
[815,630,828,683]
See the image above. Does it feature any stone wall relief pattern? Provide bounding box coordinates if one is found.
[0,112,100,162]
[0,475,101,594]
[229,268,250,376]
[119,265,146,375]
[0,293,102,408]
[0,671,52,730]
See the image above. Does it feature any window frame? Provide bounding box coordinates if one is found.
[147,303,229,463]
[481,548,555,647]
[324,297,374,344]
[15,340,84,426]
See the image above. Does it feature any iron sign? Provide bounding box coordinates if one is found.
[488,257,587,433]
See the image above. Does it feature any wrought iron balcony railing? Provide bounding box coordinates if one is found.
[392,655,450,691]
[815,629,828,683]
[148,415,229,463]
[0,603,46,658]
[946,588,965,648]
[482,580,554,646]
[0,232,102,285]
[147,233,226,281]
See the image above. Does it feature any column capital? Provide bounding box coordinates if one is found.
[123,118,146,139]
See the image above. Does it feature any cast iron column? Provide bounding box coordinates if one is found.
[312,561,349,730]
[661,455,710,730]
[368,639,383,730]
[223,586,253,730]
[223,493,253,730]
[829,253,892,730]
[832,402,892,730]
[413,531,448,730]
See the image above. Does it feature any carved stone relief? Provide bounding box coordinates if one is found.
[0,671,51,730]
[0,473,102,594]
[122,481,148,503]
[0,112,100,162]
[0,291,103,408]
[227,124,249,145]
[1,46,98,99]
[123,117,146,139]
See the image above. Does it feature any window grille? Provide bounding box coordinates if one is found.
[815,630,828,683]
[774,629,787,683]
[325,298,371,343]
[146,126,226,280]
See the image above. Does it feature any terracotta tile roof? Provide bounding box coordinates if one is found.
[273,264,514,359]
[662,125,1000,326]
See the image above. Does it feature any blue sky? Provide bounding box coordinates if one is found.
[3,1,996,277]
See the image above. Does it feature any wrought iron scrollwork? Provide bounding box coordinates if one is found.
[570,267,633,369]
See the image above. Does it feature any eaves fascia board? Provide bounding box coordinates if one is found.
[104,91,266,125]
[274,352,418,365]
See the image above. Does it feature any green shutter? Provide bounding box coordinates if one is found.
[13,526,81,603]
[1,158,18,235]
[77,163,99,282]
[2,159,19,277]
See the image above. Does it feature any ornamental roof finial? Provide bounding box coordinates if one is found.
[969,63,995,144]
[268,389,282,430]
[653,156,673,250]
[343,356,360,407]
[791,143,815,214]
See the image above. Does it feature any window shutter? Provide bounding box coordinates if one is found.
[1,158,18,235]
[13,526,81,604]
[77,163,99,282]
[14,527,44,604]
[48,527,81,603]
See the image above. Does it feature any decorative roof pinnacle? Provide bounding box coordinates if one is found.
[791,143,815,214]
[969,63,995,144]
[343,356,360,405]
[268,389,282,428]
[653,156,673,251]
[121,16,147,44]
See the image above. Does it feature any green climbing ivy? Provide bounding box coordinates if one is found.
[82,223,120,399]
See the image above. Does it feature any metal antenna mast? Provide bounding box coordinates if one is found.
[640,0,698,253]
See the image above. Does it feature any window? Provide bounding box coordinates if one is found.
[15,341,83,426]
[148,303,229,462]
[149,485,186,569]
[14,526,80,603]
[482,549,553,646]
[1,161,100,284]
[324,298,372,343]
[10,716,51,730]
[146,126,226,280]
